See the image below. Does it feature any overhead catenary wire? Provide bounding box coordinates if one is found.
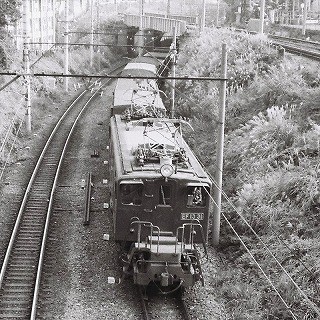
[188,170,310,318]
[154,44,320,289]
[0,44,57,93]
[225,167,317,280]
[156,38,318,284]
[144,48,220,124]
[183,150,301,317]
[220,211,299,320]
[205,172,320,317]
[0,71,227,81]
[184,125,320,316]
[205,146,320,285]
[127,39,318,316]
[150,41,320,316]
[2,29,315,315]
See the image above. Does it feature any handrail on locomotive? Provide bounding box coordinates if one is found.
[130,217,208,257]
[130,219,160,252]
[175,222,208,257]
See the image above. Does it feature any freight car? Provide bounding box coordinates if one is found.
[108,56,213,290]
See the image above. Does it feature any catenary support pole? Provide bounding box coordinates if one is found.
[259,0,265,34]
[216,0,220,27]
[302,0,307,36]
[138,0,144,56]
[170,26,177,118]
[97,0,100,70]
[212,43,227,246]
[166,0,171,18]
[90,0,94,67]
[64,0,69,92]
[23,0,32,133]
[201,0,206,32]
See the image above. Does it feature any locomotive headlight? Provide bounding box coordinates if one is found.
[160,164,174,178]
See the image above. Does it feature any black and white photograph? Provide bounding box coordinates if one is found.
[0,0,319,319]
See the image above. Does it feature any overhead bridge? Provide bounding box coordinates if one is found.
[124,14,192,36]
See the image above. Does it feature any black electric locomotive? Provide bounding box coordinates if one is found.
[108,56,213,290]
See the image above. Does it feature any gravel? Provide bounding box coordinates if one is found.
[0,82,226,320]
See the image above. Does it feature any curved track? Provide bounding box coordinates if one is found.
[269,35,320,60]
[0,65,122,319]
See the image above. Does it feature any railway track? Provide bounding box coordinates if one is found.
[268,35,320,60]
[0,64,124,318]
[234,28,320,60]
[138,285,191,320]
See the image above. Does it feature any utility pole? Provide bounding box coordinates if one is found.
[201,0,206,32]
[259,0,265,34]
[23,0,32,133]
[170,27,177,118]
[97,0,100,70]
[53,0,57,45]
[302,0,308,36]
[90,0,94,67]
[216,0,220,26]
[64,0,69,92]
[166,0,171,18]
[212,43,227,246]
[138,0,144,56]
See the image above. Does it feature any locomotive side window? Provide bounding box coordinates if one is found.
[120,183,143,205]
[187,186,208,207]
[159,185,171,205]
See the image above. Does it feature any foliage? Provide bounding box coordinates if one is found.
[0,0,21,27]
[175,29,279,121]
[0,33,17,70]
[177,27,320,319]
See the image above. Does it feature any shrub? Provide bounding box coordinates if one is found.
[176,27,320,319]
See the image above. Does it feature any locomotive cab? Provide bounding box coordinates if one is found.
[118,177,210,288]
[112,178,211,239]
[109,114,212,289]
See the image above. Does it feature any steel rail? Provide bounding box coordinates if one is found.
[234,29,320,61]
[178,292,192,320]
[138,286,150,320]
[0,62,126,318]
[0,90,87,289]
[268,35,320,60]
[0,90,91,319]
[0,59,127,286]
[30,85,104,319]
[137,285,191,320]
[30,63,126,318]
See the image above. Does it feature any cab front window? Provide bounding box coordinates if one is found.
[187,186,208,207]
[120,182,143,205]
[159,185,171,205]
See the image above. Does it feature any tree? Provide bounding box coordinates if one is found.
[0,0,21,28]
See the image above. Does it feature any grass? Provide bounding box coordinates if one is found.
[175,28,320,319]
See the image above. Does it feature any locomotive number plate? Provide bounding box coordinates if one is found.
[181,212,204,220]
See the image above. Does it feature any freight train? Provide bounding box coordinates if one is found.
[108,55,214,291]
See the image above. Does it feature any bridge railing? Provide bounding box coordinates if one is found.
[124,14,187,36]
[144,13,198,25]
